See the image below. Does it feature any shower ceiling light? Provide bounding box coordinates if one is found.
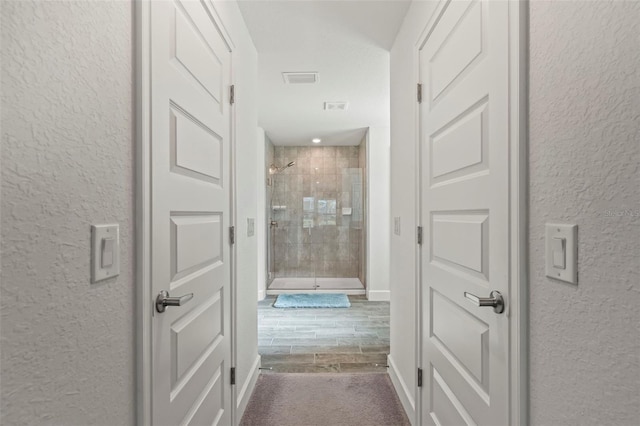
[312,138,322,143]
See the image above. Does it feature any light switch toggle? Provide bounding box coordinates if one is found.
[101,238,115,268]
[551,237,566,269]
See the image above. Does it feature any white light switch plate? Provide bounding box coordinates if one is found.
[247,218,255,237]
[545,223,577,284]
[91,224,120,283]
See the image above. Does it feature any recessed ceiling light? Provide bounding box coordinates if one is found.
[312,138,322,144]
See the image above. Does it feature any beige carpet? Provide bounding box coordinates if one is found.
[240,373,411,426]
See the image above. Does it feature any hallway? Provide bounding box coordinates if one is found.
[1,0,639,425]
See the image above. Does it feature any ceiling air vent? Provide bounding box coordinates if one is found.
[324,101,349,111]
[282,72,319,84]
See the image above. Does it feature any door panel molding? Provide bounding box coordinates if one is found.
[416,0,528,424]
[136,1,236,424]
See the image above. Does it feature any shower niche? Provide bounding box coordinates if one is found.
[265,142,367,294]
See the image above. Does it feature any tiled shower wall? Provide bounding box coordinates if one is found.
[268,145,365,282]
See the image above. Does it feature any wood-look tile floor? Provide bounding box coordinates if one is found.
[258,295,390,373]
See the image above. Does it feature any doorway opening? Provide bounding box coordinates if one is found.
[258,136,386,373]
[237,0,404,375]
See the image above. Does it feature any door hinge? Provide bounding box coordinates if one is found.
[417,83,422,104]
[417,226,423,245]
[229,226,235,245]
[417,368,423,387]
[230,84,235,105]
[230,367,236,385]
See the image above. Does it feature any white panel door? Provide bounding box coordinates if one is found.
[150,0,232,424]
[420,0,511,424]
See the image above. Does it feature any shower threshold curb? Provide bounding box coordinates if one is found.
[266,289,366,296]
[267,277,366,296]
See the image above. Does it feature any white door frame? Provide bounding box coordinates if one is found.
[414,1,529,424]
[135,1,238,424]
[508,2,529,423]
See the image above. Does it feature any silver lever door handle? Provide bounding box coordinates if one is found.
[464,290,505,314]
[156,290,194,313]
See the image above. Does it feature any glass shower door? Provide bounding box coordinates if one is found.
[267,146,365,292]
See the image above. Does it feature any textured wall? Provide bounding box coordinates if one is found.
[529,1,640,424]
[1,1,135,425]
[269,146,363,279]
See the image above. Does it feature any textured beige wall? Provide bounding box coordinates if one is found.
[529,1,640,424]
[1,1,135,424]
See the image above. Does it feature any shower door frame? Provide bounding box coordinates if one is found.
[266,147,367,293]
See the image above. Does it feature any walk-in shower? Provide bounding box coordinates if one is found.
[265,142,367,295]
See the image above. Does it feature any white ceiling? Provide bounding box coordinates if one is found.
[237,0,411,146]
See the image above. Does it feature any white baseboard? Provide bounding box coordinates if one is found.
[388,354,416,425]
[236,355,261,420]
[367,290,390,301]
[258,289,266,301]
